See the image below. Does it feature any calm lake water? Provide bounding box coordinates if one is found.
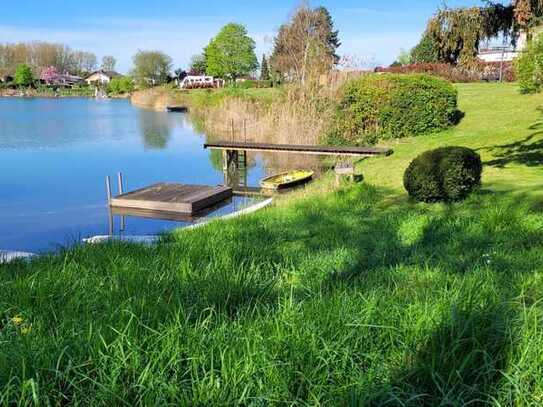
[0,98,268,252]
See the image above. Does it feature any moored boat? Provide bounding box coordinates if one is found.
[260,170,314,190]
[166,106,188,113]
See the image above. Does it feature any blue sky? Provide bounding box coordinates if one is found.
[1,0,483,73]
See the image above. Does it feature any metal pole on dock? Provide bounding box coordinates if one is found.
[105,176,112,204]
[117,172,124,195]
[117,172,125,232]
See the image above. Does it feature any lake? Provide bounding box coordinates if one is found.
[0,98,269,253]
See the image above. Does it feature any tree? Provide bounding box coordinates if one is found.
[107,76,135,95]
[131,50,172,86]
[204,23,258,80]
[515,32,543,93]
[423,4,515,67]
[260,55,270,80]
[40,66,60,84]
[72,51,97,75]
[189,54,207,75]
[397,49,412,65]
[513,0,543,27]
[411,33,441,63]
[270,4,341,83]
[14,64,33,87]
[101,56,116,71]
[314,6,341,64]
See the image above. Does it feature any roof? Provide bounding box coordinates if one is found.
[85,70,122,80]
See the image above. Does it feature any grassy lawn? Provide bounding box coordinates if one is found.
[362,83,543,196]
[1,83,543,405]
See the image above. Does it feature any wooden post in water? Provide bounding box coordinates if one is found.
[105,176,112,204]
[243,119,247,142]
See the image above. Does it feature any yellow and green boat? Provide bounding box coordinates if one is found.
[260,170,314,190]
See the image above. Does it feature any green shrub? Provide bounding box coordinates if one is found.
[515,33,543,94]
[329,74,459,145]
[107,76,135,95]
[404,146,482,202]
[236,80,273,89]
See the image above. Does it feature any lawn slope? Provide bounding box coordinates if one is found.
[1,83,543,405]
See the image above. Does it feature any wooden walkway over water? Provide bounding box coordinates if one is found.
[204,141,393,157]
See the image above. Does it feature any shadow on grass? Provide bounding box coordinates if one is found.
[2,183,542,404]
[362,301,513,406]
[479,107,543,168]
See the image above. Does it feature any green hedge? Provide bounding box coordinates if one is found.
[235,80,273,89]
[329,74,459,145]
[403,146,482,203]
[515,33,543,94]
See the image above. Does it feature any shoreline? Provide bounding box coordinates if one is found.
[0,91,131,99]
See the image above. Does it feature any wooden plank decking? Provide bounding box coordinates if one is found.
[204,141,393,157]
[110,183,233,215]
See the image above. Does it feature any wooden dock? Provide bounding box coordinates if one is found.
[204,141,393,157]
[109,182,232,215]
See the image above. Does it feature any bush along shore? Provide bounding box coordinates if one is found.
[2,82,543,404]
[131,73,460,147]
[0,87,131,99]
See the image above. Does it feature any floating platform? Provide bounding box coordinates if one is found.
[109,183,232,215]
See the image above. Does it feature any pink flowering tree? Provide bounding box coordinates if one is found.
[40,66,60,84]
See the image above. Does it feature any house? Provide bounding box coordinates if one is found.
[85,70,121,85]
[44,73,85,87]
[179,75,224,89]
[477,31,528,63]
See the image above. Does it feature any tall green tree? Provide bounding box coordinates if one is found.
[204,23,258,80]
[270,5,341,83]
[314,7,341,65]
[14,64,33,87]
[189,54,207,75]
[260,55,270,80]
[131,50,172,86]
[411,33,440,63]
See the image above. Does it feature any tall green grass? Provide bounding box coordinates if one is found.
[1,185,543,405]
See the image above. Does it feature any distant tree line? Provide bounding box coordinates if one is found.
[0,42,118,78]
[2,5,343,90]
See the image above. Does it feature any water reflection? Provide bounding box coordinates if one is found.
[138,110,173,150]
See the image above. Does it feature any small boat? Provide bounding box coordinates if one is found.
[166,106,188,113]
[260,170,314,190]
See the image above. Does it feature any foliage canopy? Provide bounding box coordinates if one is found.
[515,32,543,93]
[132,50,172,86]
[270,5,340,83]
[329,74,459,146]
[14,64,34,87]
[101,56,116,72]
[204,23,258,80]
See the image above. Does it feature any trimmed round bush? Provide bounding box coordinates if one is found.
[404,147,482,203]
[329,73,459,146]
